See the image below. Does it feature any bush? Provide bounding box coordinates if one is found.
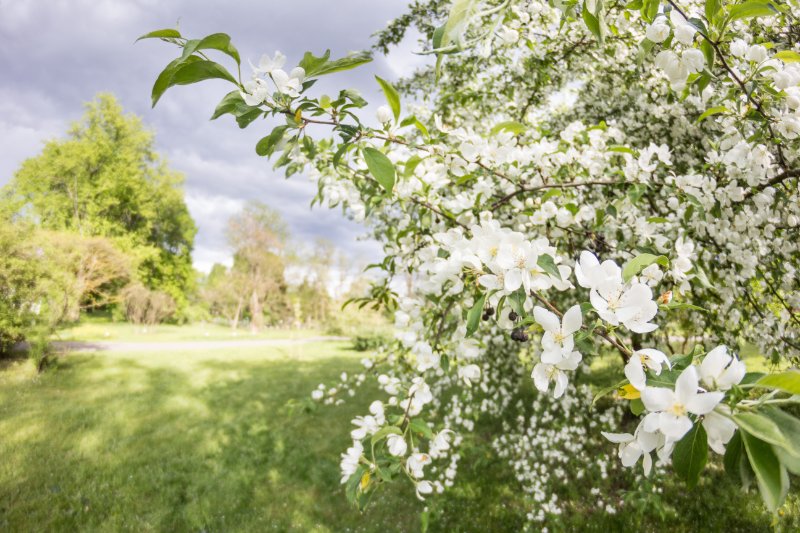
[121,284,176,325]
[351,334,388,352]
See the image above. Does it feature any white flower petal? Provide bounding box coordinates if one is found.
[533,306,560,332]
[562,304,583,335]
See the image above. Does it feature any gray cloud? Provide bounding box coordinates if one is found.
[0,0,429,272]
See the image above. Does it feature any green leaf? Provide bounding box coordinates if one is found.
[508,289,526,318]
[152,56,195,107]
[466,293,486,337]
[621,253,668,282]
[236,108,263,129]
[693,264,713,288]
[646,368,682,388]
[362,147,395,193]
[256,126,289,157]
[582,7,604,42]
[669,352,694,369]
[700,39,715,70]
[697,106,727,123]
[775,50,800,63]
[760,407,800,459]
[403,155,423,178]
[490,121,528,136]
[136,28,181,42]
[673,423,708,488]
[410,117,430,137]
[592,379,627,405]
[371,425,403,444]
[695,71,713,93]
[537,254,561,280]
[375,76,401,122]
[641,0,660,23]
[741,371,766,385]
[659,301,708,313]
[408,418,434,439]
[440,0,479,50]
[728,1,778,21]
[724,430,743,480]
[629,398,645,416]
[210,90,247,120]
[608,145,636,154]
[152,59,238,107]
[170,60,238,85]
[181,33,240,65]
[741,430,789,512]
[299,50,372,78]
[345,464,366,504]
[755,370,800,395]
[432,24,446,50]
[732,412,788,448]
[705,0,721,23]
[774,444,800,475]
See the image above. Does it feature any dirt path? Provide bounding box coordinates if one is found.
[23,337,350,353]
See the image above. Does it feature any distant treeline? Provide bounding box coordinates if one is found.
[0,94,383,362]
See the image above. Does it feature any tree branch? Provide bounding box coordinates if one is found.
[491,180,623,210]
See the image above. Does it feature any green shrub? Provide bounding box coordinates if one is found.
[351,334,387,352]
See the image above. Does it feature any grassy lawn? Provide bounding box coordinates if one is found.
[55,316,326,343]
[0,342,422,532]
[0,340,795,531]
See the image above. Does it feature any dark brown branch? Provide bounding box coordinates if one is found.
[409,197,468,229]
[745,169,800,198]
[491,180,623,210]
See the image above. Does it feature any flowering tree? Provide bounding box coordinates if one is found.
[141,0,800,520]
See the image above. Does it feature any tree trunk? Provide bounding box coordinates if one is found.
[249,290,263,332]
[231,297,243,330]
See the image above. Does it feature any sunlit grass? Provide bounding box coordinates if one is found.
[0,342,421,532]
[55,315,326,343]
[0,340,794,531]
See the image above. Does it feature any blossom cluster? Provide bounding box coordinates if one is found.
[605,346,746,475]
[145,0,800,517]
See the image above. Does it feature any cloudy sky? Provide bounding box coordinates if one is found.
[0,0,428,272]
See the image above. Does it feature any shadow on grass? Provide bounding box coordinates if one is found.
[0,349,789,532]
[0,351,422,532]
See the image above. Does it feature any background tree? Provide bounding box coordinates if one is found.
[121,284,176,326]
[0,221,48,355]
[2,93,197,314]
[226,201,289,331]
[289,239,336,325]
[42,232,132,322]
[202,263,247,329]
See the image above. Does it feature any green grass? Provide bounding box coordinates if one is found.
[0,343,422,532]
[0,340,796,532]
[55,316,326,343]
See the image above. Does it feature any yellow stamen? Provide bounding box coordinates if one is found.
[618,384,641,400]
[668,403,687,416]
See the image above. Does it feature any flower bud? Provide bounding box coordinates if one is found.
[645,21,670,43]
[376,105,393,124]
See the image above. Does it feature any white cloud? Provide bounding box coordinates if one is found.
[384,29,432,79]
[1,0,408,274]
